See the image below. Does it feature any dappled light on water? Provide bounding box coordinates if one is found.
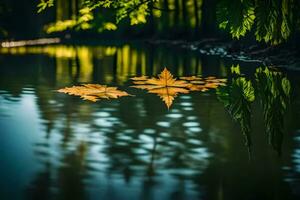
[0,44,300,199]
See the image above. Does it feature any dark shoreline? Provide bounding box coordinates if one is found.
[146,38,300,71]
[1,37,300,71]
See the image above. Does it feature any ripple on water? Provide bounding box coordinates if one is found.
[180,95,191,99]
[118,135,133,141]
[106,117,120,122]
[183,107,193,111]
[139,134,153,143]
[180,102,193,106]
[160,132,170,138]
[143,129,156,134]
[183,122,200,127]
[187,139,202,146]
[98,128,114,133]
[156,121,170,128]
[0,90,7,95]
[166,113,183,119]
[94,111,110,117]
[167,169,198,176]
[293,149,300,157]
[139,134,154,149]
[124,129,135,134]
[133,148,148,155]
[168,141,183,148]
[187,116,197,120]
[94,118,114,127]
[188,127,203,133]
[191,147,211,158]
[294,136,300,142]
[23,87,35,94]
[48,100,57,104]
[102,107,117,112]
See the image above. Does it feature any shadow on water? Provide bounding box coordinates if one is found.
[0,44,300,199]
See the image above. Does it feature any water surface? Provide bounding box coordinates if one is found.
[1,43,300,200]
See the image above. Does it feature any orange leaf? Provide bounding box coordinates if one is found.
[58,84,131,102]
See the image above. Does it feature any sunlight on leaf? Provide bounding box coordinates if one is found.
[179,76,202,81]
[187,77,227,91]
[58,84,131,102]
[37,0,54,13]
[131,68,191,109]
[131,68,227,108]
[149,87,190,109]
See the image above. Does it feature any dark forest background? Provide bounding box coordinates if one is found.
[0,0,300,46]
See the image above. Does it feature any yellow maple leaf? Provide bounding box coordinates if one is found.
[205,78,227,83]
[130,76,148,81]
[149,87,190,109]
[188,85,209,92]
[180,76,202,81]
[190,80,206,84]
[131,68,191,108]
[58,84,131,102]
[146,68,191,88]
[131,68,227,108]
[187,77,227,91]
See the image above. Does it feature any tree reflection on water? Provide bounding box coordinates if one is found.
[0,44,299,199]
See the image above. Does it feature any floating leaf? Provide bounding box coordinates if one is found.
[205,78,227,83]
[131,68,227,108]
[58,84,131,102]
[190,81,205,84]
[180,76,202,81]
[188,85,209,92]
[131,68,191,108]
[149,87,190,108]
[130,76,149,81]
[205,76,217,80]
[186,76,227,91]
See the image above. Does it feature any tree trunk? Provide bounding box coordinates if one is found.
[163,0,169,28]
[200,0,217,37]
[181,0,188,28]
[193,0,200,32]
[147,1,155,36]
[174,0,180,27]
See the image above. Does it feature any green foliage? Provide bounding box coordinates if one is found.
[255,0,292,45]
[38,0,300,44]
[217,0,255,39]
[255,67,291,154]
[217,65,255,152]
[45,6,95,33]
[37,0,54,13]
[40,0,156,33]
[46,20,77,34]
[114,0,151,25]
[217,0,300,44]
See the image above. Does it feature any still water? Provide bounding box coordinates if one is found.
[0,43,300,200]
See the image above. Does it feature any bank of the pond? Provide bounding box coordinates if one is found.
[147,39,300,71]
[1,37,300,71]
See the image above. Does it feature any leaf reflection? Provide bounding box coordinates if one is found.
[255,67,291,155]
[58,84,132,102]
[217,65,291,155]
[217,65,255,156]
